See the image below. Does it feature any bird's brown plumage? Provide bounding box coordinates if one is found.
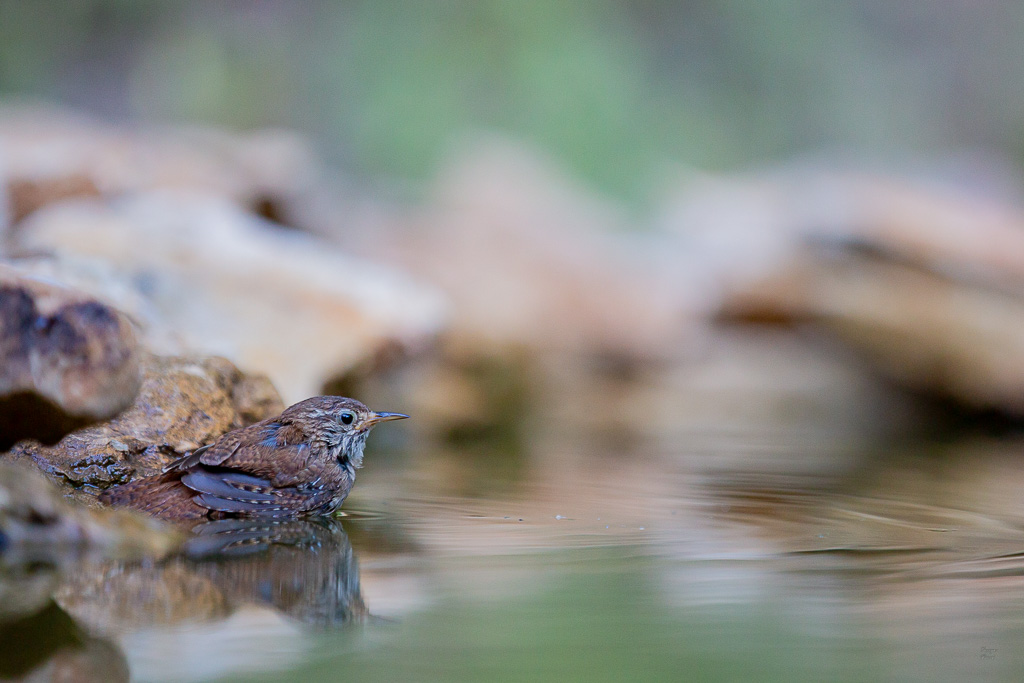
[98,396,407,520]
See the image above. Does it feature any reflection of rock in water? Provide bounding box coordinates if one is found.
[0,600,129,683]
[0,564,61,624]
[57,517,366,632]
[0,463,180,568]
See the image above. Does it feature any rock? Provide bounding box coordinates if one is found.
[8,173,101,225]
[5,355,283,497]
[0,264,141,448]
[0,463,180,564]
[0,104,318,227]
[0,252,182,356]
[661,169,1024,415]
[321,142,700,439]
[12,192,448,402]
[345,140,694,359]
[807,174,1024,292]
[726,249,1024,414]
[659,169,1024,312]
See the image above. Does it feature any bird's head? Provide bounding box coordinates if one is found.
[282,396,408,471]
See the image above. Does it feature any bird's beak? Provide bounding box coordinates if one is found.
[363,411,410,428]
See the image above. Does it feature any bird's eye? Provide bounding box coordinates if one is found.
[340,411,355,426]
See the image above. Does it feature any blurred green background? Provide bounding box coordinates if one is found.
[2,0,1022,201]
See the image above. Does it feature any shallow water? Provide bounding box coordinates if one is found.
[6,428,1024,682]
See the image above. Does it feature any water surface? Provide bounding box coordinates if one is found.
[6,429,1024,682]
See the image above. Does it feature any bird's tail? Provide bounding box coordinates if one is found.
[99,474,206,520]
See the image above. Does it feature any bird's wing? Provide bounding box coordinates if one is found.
[165,422,310,484]
[185,421,333,515]
[162,421,332,516]
[180,465,320,517]
[162,443,217,473]
[183,517,334,558]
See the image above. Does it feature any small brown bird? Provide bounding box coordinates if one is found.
[99,396,407,520]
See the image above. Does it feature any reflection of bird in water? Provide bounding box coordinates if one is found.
[186,517,368,626]
[99,396,407,520]
[185,516,345,557]
[57,516,367,630]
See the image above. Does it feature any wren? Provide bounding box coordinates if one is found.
[99,396,407,520]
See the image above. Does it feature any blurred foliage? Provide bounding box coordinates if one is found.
[2,0,1024,201]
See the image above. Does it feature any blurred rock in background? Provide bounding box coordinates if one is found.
[664,170,1024,415]
[0,263,141,448]
[3,101,1024,502]
[0,105,316,228]
[320,143,935,447]
[374,140,693,359]
[11,191,448,403]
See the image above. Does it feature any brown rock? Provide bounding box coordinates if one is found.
[5,355,283,497]
[0,264,141,448]
[13,193,447,402]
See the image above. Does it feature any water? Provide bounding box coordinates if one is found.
[5,429,1024,681]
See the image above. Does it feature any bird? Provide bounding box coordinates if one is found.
[98,396,407,521]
